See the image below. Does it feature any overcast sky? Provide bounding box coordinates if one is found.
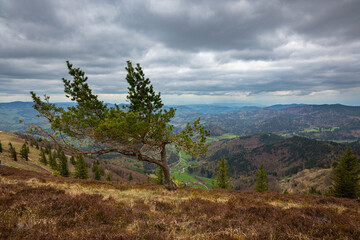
[0,0,360,106]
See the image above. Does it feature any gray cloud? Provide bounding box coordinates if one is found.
[0,0,359,105]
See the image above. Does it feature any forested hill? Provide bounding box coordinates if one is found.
[1,102,360,141]
[197,104,360,141]
[195,133,360,180]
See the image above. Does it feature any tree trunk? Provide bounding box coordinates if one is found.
[161,144,177,190]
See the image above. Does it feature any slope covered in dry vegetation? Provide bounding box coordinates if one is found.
[1,165,359,240]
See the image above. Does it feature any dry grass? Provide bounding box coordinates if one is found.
[1,165,359,240]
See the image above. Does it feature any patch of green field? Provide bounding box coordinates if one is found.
[205,133,238,143]
[332,140,359,143]
[171,171,198,182]
[299,127,339,134]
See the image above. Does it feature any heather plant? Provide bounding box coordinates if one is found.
[29,61,209,190]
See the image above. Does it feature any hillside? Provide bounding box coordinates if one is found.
[200,104,360,141]
[0,131,147,183]
[193,133,359,191]
[1,165,360,240]
[2,102,360,142]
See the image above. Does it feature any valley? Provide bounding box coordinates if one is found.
[1,102,360,193]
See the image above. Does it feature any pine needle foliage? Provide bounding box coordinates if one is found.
[29,61,209,190]
[329,147,360,199]
[20,143,29,161]
[155,166,164,185]
[57,150,70,177]
[212,157,232,189]
[255,164,269,192]
[74,154,89,179]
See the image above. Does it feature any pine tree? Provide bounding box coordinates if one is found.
[255,163,269,192]
[10,147,17,161]
[57,150,70,177]
[92,162,101,180]
[48,152,58,170]
[329,147,360,198]
[74,154,88,179]
[30,61,209,190]
[212,157,232,189]
[20,143,29,161]
[39,149,48,165]
[70,156,76,165]
[129,173,133,181]
[155,166,164,185]
[106,173,112,181]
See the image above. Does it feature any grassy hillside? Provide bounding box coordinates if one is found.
[1,165,359,239]
[0,131,147,183]
[0,131,53,174]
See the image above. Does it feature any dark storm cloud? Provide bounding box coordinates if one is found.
[0,0,359,104]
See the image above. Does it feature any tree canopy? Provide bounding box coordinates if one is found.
[30,61,209,190]
[329,147,360,198]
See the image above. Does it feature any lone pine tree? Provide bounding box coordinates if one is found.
[329,147,360,199]
[30,61,209,190]
[255,164,269,193]
[212,157,232,189]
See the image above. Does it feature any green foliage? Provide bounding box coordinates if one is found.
[92,162,101,180]
[70,156,76,165]
[212,157,232,189]
[155,166,164,185]
[30,61,209,190]
[48,152,58,170]
[74,154,89,179]
[255,164,269,192]
[129,173,133,181]
[51,170,61,177]
[329,147,360,198]
[11,147,17,161]
[44,144,52,155]
[57,150,70,177]
[308,186,322,195]
[20,143,29,161]
[105,173,112,181]
[8,143,17,161]
[39,149,48,165]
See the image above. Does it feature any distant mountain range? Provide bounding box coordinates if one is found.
[1,102,360,142]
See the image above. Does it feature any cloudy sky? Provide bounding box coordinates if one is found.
[1,0,360,106]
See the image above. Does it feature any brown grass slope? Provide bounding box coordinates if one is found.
[1,165,359,240]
